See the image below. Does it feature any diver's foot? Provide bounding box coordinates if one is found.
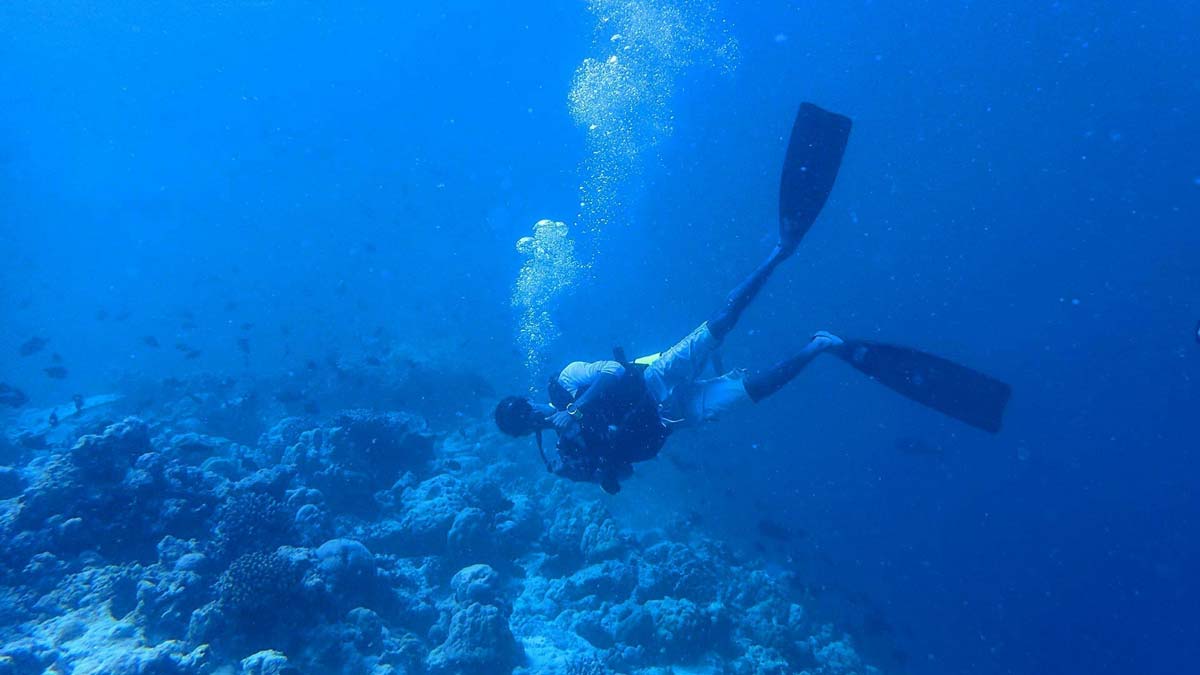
[772,240,800,265]
[778,218,804,258]
[810,330,846,355]
[776,235,800,259]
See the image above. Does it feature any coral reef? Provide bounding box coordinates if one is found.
[0,368,878,675]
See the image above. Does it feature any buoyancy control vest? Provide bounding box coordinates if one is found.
[542,348,670,488]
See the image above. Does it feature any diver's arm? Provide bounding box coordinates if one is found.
[548,366,625,428]
[570,368,623,412]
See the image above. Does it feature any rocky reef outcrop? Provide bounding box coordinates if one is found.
[0,372,878,675]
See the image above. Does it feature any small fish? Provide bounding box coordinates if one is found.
[0,383,28,408]
[43,366,69,379]
[224,300,238,312]
[48,411,59,427]
[115,310,131,321]
[51,352,63,364]
[95,309,109,321]
[19,336,48,357]
[180,320,198,332]
[236,337,250,354]
[239,322,254,332]
[302,401,320,415]
[72,393,85,413]
[142,336,161,348]
[305,359,319,371]
[184,350,202,360]
[364,356,382,367]
[174,342,193,352]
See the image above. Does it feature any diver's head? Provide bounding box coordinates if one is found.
[494,396,542,437]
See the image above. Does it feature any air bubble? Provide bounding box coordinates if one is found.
[514,1,737,378]
[568,0,738,250]
[512,220,583,374]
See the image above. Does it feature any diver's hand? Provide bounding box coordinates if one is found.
[547,411,579,435]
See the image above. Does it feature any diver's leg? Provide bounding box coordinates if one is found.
[649,243,795,404]
[744,331,844,403]
[707,244,791,341]
[643,323,721,405]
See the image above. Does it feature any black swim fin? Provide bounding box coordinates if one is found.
[779,103,853,250]
[835,340,1012,433]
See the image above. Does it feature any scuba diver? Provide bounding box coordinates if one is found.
[495,104,1012,494]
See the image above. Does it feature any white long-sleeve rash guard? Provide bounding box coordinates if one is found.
[554,360,626,401]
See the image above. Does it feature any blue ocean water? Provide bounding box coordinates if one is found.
[1,1,1197,674]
